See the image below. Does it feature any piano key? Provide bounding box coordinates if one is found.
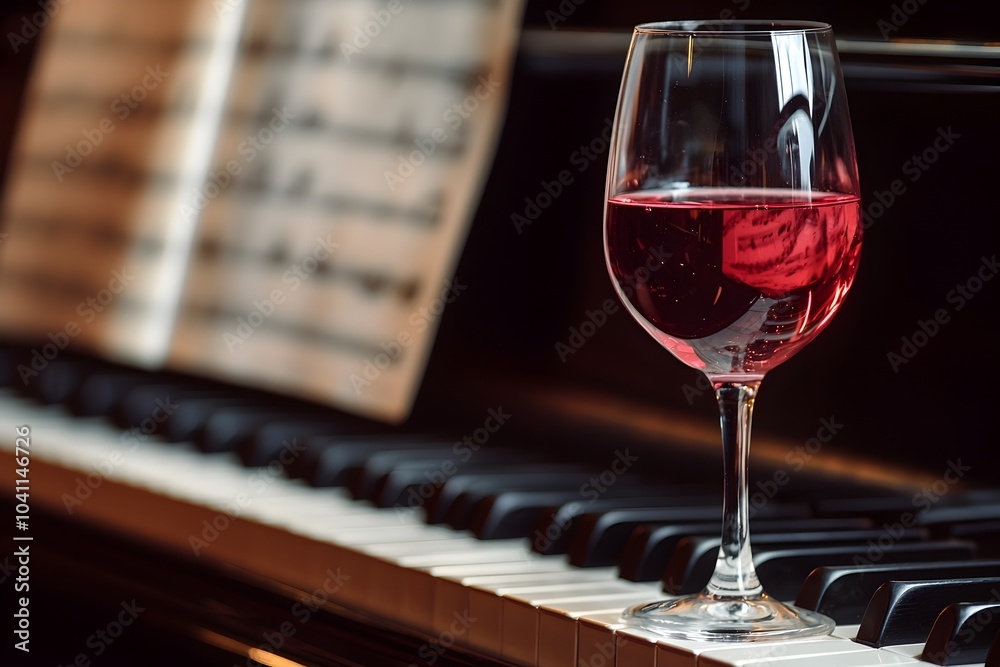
[615,626,661,667]
[530,493,716,556]
[536,600,630,667]
[370,451,538,508]
[194,402,325,451]
[920,504,1000,527]
[620,517,874,582]
[24,356,95,404]
[664,528,928,596]
[577,611,625,667]
[796,559,1000,624]
[501,585,660,664]
[696,638,923,667]
[349,446,481,500]
[287,434,445,486]
[947,520,1000,557]
[569,507,722,568]
[236,418,372,468]
[69,368,163,416]
[433,566,616,637]
[160,394,254,443]
[569,504,815,570]
[751,541,979,602]
[467,572,625,656]
[287,433,441,487]
[856,577,1000,647]
[436,468,599,528]
[113,382,214,430]
[471,489,621,540]
[921,602,1000,665]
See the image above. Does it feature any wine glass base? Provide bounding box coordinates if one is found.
[623,594,835,642]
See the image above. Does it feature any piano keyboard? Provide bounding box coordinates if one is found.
[3,357,1000,667]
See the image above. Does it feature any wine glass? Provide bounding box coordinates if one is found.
[604,20,861,641]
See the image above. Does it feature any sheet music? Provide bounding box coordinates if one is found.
[1,0,524,422]
[0,0,245,366]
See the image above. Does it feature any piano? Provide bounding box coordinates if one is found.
[2,0,999,666]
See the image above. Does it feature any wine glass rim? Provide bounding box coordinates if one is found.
[634,20,832,35]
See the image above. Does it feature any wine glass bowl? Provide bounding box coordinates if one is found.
[604,20,861,641]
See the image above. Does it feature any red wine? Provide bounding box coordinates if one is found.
[605,188,861,376]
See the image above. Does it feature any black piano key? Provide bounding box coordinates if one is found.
[349,446,482,501]
[286,435,441,487]
[922,602,1000,665]
[663,528,929,596]
[570,502,812,570]
[70,368,158,416]
[796,559,1000,624]
[469,489,607,540]
[236,418,373,468]
[437,468,596,529]
[24,357,96,404]
[619,517,874,582]
[113,382,214,430]
[946,520,1000,557]
[160,395,251,443]
[568,506,733,568]
[371,449,537,508]
[197,406,327,453]
[856,576,1000,648]
[921,504,1000,527]
[530,492,717,556]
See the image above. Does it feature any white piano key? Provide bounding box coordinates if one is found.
[880,643,927,661]
[536,601,633,667]
[833,624,861,639]
[615,626,660,667]
[501,584,662,665]
[433,565,616,636]
[578,611,625,667]
[698,638,871,667]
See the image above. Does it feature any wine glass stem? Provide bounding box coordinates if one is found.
[705,380,764,600]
